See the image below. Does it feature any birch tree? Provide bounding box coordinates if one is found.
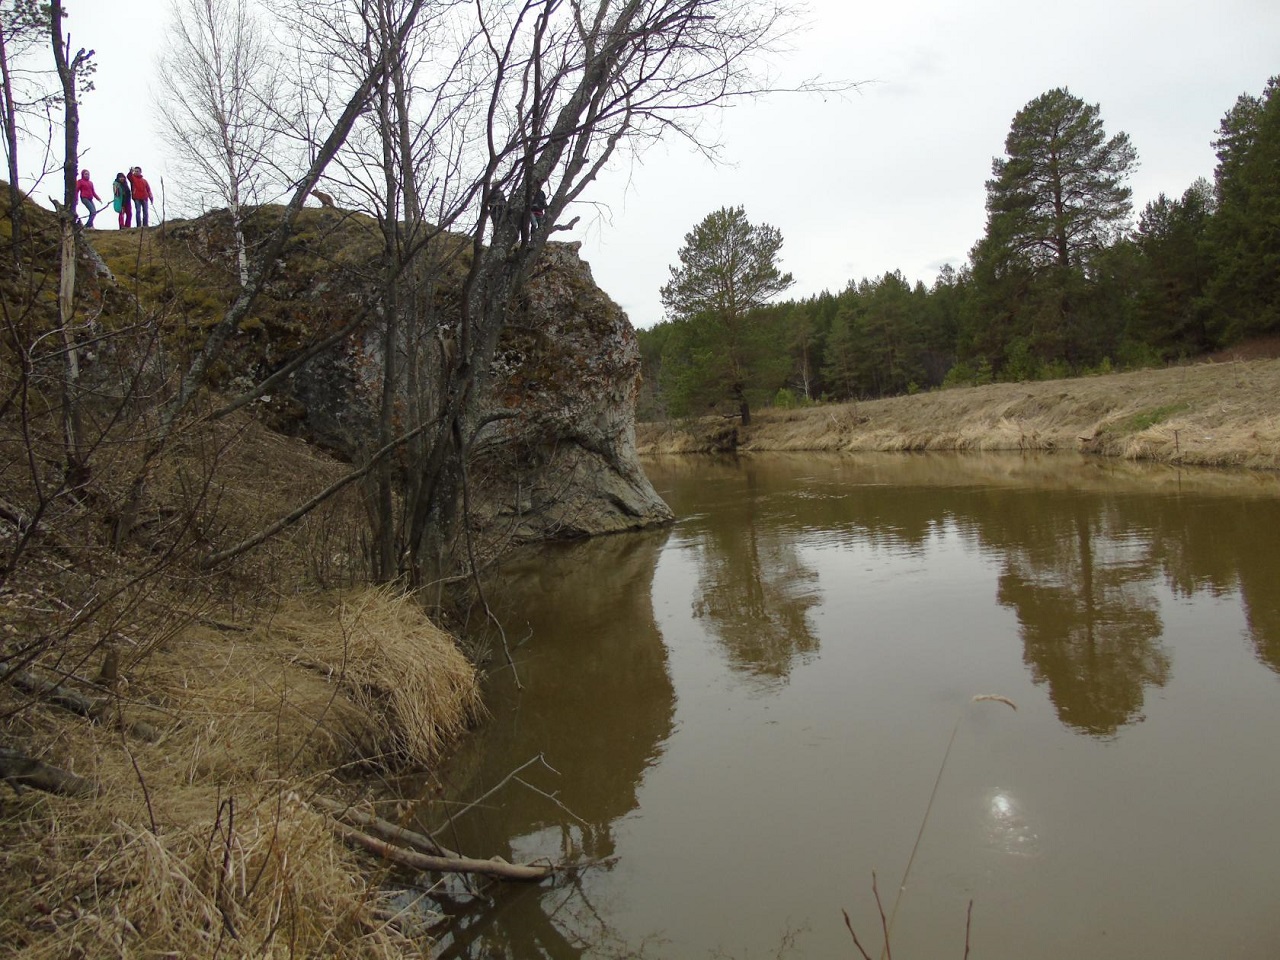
[49,0,91,491]
[156,0,282,285]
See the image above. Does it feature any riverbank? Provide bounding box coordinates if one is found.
[636,357,1280,471]
[0,417,483,959]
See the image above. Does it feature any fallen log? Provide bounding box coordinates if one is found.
[309,795,461,859]
[1,666,161,742]
[0,747,98,798]
[326,819,553,882]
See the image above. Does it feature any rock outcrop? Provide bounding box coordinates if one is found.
[89,207,671,546]
[471,240,673,540]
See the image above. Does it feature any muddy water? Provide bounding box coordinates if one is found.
[426,453,1280,959]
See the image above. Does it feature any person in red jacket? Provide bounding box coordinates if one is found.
[128,166,153,227]
[75,169,102,227]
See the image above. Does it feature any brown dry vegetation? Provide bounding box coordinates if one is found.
[1,415,483,958]
[637,357,1280,472]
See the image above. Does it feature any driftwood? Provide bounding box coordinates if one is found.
[326,819,553,882]
[309,795,462,859]
[1,666,161,742]
[0,747,98,797]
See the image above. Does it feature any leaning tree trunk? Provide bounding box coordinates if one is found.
[50,1,89,492]
[0,19,25,268]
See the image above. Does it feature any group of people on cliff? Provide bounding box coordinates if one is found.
[74,167,153,229]
[485,184,548,237]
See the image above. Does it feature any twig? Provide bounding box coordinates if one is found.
[873,871,892,960]
[963,899,973,960]
[327,819,553,881]
[842,908,874,960]
[884,715,962,954]
[0,746,98,797]
[884,694,1017,951]
[459,425,521,691]
[439,754,543,824]
[513,775,589,827]
[309,794,461,859]
[2,665,162,741]
[119,707,158,834]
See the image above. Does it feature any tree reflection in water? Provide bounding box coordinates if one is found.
[994,503,1169,736]
[431,868,660,960]
[423,528,676,958]
[685,467,821,683]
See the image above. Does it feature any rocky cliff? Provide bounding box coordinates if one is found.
[86,206,671,547]
[471,240,673,539]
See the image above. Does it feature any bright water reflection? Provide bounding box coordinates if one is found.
[427,453,1280,959]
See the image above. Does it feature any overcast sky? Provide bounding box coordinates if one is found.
[41,1,1280,329]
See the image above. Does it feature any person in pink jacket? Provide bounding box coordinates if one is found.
[75,169,102,227]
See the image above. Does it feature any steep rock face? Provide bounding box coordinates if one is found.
[470,241,673,540]
[102,208,672,543]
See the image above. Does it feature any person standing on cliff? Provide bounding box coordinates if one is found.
[529,186,547,234]
[128,166,154,227]
[112,172,132,229]
[76,169,102,227]
[487,186,507,231]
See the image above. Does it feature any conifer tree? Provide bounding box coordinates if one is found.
[1209,76,1280,339]
[660,206,794,424]
[985,87,1137,271]
[973,88,1137,372]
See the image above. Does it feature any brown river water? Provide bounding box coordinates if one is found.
[420,452,1280,959]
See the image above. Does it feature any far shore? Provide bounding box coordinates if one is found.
[635,357,1280,473]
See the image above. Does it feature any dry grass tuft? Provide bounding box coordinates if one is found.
[3,786,429,959]
[1,585,479,958]
[262,586,485,768]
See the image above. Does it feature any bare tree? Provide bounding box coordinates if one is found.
[1,0,84,265]
[113,0,440,549]
[49,0,92,491]
[137,0,832,588]
[407,0,816,582]
[156,0,283,285]
[243,0,823,586]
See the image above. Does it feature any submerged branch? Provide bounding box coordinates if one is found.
[326,819,553,882]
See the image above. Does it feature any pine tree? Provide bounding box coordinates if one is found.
[1131,180,1217,356]
[1209,76,1280,339]
[986,87,1137,271]
[974,88,1137,372]
[659,206,794,423]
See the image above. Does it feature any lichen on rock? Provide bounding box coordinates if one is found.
[470,240,673,541]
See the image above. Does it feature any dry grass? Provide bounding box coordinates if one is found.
[0,586,481,959]
[0,321,483,957]
[259,587,484,768]
[638,358,1280,472]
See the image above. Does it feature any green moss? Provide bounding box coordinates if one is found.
[1119,403,1190,433]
